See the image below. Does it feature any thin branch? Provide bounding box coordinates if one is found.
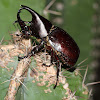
[44,0,61,15]
[45,0,56,10]
[77,58,88,67]
[86,81,100,86]
[82,65,88,85]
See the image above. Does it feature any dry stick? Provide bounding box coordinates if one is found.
[4,57,31,100]
[82,65,88,86]
[45,0,56,10]
[45,10,62,15]
[89,89,93,98]
[77,58,88,67]
[86,81,100,86]
[44,0,61,15]
[0,36,4,45]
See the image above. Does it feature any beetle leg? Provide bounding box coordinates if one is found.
[52,52,61,89]
[13,21,21,32]
[53,58,60,89]
[51,49,55,63]
[50,50,61,89]
[18,41,44,61]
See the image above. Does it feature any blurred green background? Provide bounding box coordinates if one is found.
[0,0,93,66]
[0,0,46,40]
[1,0,100,100]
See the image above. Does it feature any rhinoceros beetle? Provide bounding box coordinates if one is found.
[15,5,80,89]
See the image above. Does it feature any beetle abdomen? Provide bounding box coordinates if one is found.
[49,27,80,66]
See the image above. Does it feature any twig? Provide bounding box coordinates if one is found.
[44,0,61,15]
[4,56,31,100]
[86,81,100,86]
[82,65,88,86]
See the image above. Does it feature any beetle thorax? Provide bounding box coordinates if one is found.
[34,13,48,38]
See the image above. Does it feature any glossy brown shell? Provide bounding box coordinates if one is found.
[49,27,80,66]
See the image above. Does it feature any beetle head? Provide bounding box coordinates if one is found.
[17,5,52,38]
[16,8,32,38]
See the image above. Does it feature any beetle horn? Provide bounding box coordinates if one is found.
[17,7,27,32]
[17,8,22,21]
[20,5,52,34]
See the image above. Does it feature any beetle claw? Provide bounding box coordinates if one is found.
[18,56,26,61]
[42,63,52,67]
[53,82,57,89]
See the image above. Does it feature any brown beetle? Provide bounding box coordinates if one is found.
[15,5,80,89]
